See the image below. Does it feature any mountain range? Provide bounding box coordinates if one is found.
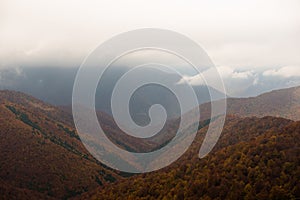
[0,86,299,199]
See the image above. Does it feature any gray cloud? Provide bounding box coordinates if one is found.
[0,0,299,100]
[0,0,299,71]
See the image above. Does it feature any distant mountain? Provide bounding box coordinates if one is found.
[5,67,299,123]
[0,67,225,121]
[0,90,122,199]
[63,86,300,166]
[80,116,300,200]
[200,86,300,121]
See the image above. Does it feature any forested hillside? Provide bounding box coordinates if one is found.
[81,116,300,200]
[0,91,122,199]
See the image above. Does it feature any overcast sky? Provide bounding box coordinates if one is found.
[0,0,300,96]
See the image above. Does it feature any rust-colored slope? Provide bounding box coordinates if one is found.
[83,116,300,200]
[0,91,122,199]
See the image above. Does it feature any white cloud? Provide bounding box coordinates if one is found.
[177,66,261,96]
[231,70,253,79]
[263,66,300,78]
[178,65,300,97]
[178,74,204,86]
[178,66,254,85]
[0,0,299,69]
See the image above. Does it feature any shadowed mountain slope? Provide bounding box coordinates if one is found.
[0,90,122,199]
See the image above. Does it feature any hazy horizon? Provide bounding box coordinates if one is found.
[1,0,300,100]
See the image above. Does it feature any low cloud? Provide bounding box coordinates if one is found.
[0,66,26,88]
[263,66,300,78]
[179,66,254,85]
[178,65,300,97]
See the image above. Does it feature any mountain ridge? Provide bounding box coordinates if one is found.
[200,85,300,121]
[0,85,299,199]
[0,90,123,199]
[79,115,300,199]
